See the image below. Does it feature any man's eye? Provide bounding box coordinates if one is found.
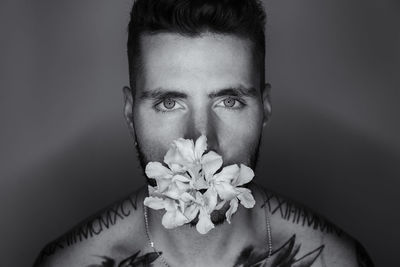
[216,97,245,109]
[154,98,182,112]
[223,98,236,108]
[163,98,176,109]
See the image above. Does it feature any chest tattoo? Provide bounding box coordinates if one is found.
[88,235,324,267]
[87,251,160,267]
[234,235,324,267]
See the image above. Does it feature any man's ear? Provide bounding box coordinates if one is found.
[261,83,272,127]
[123,86,136,137]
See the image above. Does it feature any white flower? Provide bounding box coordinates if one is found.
[185,191,216,234]
[224,164,256,223]
[204,163,256,223]
[143,135,256,234]
[144,196,189,228]
[163,135,222,190]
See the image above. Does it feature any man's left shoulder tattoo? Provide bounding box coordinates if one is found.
[260,189,343,237]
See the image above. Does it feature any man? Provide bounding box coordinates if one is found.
[34,0,374,266]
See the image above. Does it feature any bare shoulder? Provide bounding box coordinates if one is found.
[252,184,374,266]
[33,187,152,267]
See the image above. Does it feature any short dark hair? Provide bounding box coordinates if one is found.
[127,0,267,87]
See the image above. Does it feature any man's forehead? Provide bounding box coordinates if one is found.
[139,32,256,70]
[136,32,260,95]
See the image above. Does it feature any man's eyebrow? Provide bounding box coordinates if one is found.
[139,86,257,100]
[208,87,258,98]
[140,88,187,100]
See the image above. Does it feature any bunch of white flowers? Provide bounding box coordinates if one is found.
[143,135,255,234]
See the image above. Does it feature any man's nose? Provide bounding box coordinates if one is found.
[184,108,219,153]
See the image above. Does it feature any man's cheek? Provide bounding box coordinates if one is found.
[218,126,260,163]
[218,112,261,140]
[137,116,187,157]
[137,108,183,134]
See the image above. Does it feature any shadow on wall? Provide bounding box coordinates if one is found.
[14,109,399,266]
[15,121,141,266]
[260,105,399,266]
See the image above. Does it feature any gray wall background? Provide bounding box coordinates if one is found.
[1,0,399,266]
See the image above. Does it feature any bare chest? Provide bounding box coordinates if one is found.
[87,235,324,267]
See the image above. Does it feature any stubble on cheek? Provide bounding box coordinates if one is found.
[135,114,187,164]
[226,140,260,168]
[219,122,262,168]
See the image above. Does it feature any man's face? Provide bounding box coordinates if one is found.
[126,33,269,170]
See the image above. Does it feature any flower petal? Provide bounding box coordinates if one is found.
[143,196,165,210]
[192,176,208,190]
[162,210,188,229]
[147,185,158,196]
[164,141,191,173]
[172,174,191,183]
[162,181,189,200]
[174,138,196,161]
[163,198,177,211]
[196,208,214,234]
[235,164,255,186]
[214,164,240,184]
[163,188,180,200]
[164,138,196,171]
[214,182,238,200]
[156,178,172,193]
[236,188,256,208]
[184,203,200,222]
[180,192,196,202]
[173,179,191,192]
[178,199,186,213]
[201,151,223,181]
[215,200,227,210]
[194,135,207,160]
[225,198,239,224]
[187,165,208,190]
[194,191,205,205]
[145,162,173,179]
[203,187,218,213]
[167,162,187,173]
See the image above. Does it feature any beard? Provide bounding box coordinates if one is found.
[134,132,263,225]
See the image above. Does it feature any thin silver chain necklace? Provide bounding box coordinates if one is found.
[143,195,273,266]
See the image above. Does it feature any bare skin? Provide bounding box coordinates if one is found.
[33,183,371,267]
[34,33,373,266]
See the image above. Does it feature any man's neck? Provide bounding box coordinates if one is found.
[144,183,264,264]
